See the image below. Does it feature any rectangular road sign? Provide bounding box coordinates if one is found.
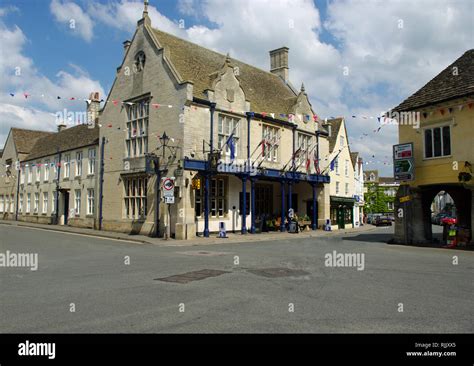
[393,143,415,181]
[164,196,175,204]
[393,143,413,160]
[394,159,415,181]
[399,195,411,203]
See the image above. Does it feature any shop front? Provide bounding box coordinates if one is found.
[330,196,355,229]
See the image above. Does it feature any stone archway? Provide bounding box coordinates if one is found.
[394,184,472,245]
[420,184,472,243]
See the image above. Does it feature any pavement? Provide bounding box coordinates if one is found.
[0,219,378,247]
[1,223,473,333]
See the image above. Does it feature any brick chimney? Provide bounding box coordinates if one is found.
[269,47,289,83]
[87,92,100,126]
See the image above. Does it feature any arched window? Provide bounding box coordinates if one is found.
[134,51,146,72]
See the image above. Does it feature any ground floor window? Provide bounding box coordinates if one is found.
[344,206,353,224]
[330,207,337,223]
[331,204,354,226]
[194,177,227,218]
[42,192,48,214]
[87,189,95,215]
[34,193,39,214]
[74,190,81,215]
[255,184,273,216]
[19,194,23,213]
[124,176,148,220]
[8,194,14,213]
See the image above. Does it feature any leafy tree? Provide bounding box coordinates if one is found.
[364,183,396,214]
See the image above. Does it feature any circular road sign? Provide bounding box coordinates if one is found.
[163,178,174,191]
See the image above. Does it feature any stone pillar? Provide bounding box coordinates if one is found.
[408,187,430,244]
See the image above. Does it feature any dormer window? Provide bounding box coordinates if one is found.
[134,51,146,72]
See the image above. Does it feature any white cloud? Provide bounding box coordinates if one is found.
[177,0,199,16]
[323,0,473,173]
[87,0,183,36]
[0,6,19,17]
[60,0,473,175]
[0,13,105,147]
[50,0,94,42]
[0,104,56,145]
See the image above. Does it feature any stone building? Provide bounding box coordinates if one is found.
[351,152,365,227]
[392,49,474,244]
[18,123,100,227]
[99,5,332,239]
[0,93,101,227]
[325,118,356,229]
[0,129,53,220]
[363,170,399,217]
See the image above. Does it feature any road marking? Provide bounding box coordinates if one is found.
[0,224,142,245]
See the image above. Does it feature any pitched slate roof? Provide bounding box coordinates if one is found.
[364,170,379,182]
[350,152,359,167]
[10,128,54,154]
[394,49,474,112]
[151,28,298,114]
[324,118,347,153]
[379,177,398,185]
[25,124,99,161]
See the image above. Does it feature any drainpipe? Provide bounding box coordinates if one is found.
[98,137,105,230]
[292,127,296,171]
[316,132,320,173]
[210,102,216,153]
[14,165,20,221]
[246,112,255,234]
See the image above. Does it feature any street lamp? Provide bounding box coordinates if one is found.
[150,131,171,238]
[159,132,170,159]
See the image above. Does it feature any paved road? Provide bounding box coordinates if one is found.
[1,224,473,333]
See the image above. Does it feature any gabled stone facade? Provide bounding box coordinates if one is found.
[99,10,332,239]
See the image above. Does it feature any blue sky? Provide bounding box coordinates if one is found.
[1,0,472,175]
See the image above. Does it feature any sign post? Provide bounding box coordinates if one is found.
[162,177,175,239]
[393,143,415,181]
[393,143,414,244]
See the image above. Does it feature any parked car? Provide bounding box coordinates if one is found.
[374,216,392,226]
[367,214,382,225]
[432,212,455,225]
